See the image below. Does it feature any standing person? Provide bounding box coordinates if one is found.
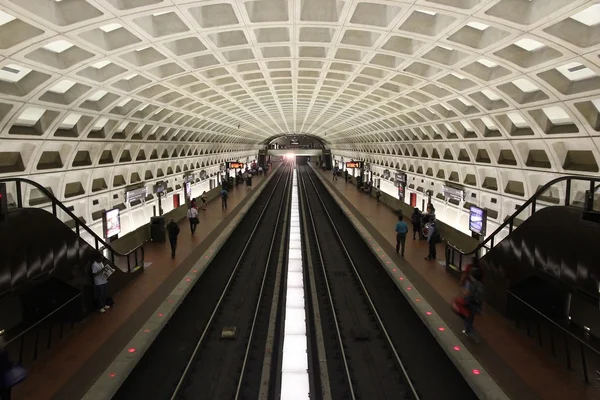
[187,204,199,235]
[375,187,381,204]
[0,335,27,400]
[394,215,409,257]
[199,191,208,210]
[410,207,422,240]
[91,256,109,313]
[425,220,440,261]
[167,219,180,260]
[462,267,484,338]
[332,167,338,181]
[221,188,229,210]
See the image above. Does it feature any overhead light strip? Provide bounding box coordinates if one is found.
[280,166,310,400]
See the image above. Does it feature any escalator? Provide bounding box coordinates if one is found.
[0,178,144,366]
[445,176,600,383]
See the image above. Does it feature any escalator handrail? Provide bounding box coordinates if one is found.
[446,175,600,257]
[0,177,143,259]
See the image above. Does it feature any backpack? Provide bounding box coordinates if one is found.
[411,212,420,224]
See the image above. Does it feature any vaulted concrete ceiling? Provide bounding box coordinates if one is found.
[0,0,599,206]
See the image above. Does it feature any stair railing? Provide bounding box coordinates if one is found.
[445,175,600,274]
[0,177,144,274]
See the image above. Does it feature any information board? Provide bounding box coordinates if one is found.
[346,161,362,169]
[228,162,245,169]
[469,206,487,236]
[154,181,167,194]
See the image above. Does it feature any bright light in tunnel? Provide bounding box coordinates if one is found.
[285,153,295,160]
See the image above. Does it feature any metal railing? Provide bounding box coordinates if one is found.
[507,291,600,384]
[4,293,82,367]
[445,175,600,274]
[0,177,144,274]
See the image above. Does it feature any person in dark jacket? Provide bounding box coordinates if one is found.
[410,207,422,240]
[221,188,228,210]
[0,335,27,400]
[167,219,180,259]
[462,267,484,337]
[425,220,439,261]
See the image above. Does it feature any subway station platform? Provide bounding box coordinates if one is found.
[11,168,276,400]
[312,164,597,400]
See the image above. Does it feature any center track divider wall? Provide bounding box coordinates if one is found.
[82,165,282,400]
[308,163,509,400]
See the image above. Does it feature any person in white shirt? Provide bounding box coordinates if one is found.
[91,256,109,313]
[187,204,199,234]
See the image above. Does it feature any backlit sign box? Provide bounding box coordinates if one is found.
[394,172,407,187]
[469,206,487,236]
[154,181,167,194]
[183,174,195,183]
[383,169,391,179]
[228,162,245,169]
[346,161,362,169]
[125,187,147,203]
[102,208,121,239]
[443,186,465,202]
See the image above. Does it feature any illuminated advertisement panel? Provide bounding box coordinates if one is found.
[469,206,487,236]
[103,208,121,239]
[345,161,362,169]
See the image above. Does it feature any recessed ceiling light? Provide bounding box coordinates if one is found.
[481,89,502,101]
[570,4,600,26]
[0,10,16,26]
[88,90,107,102]
[117,98,131,107]
[542,106,571,125]
[48,80,76,94]
[467,21,489,31]
[458,97,473,107]
[60,113,82,129]
[16,107,46,126]
[43,40,74,53]
[92,117,108,130]
[507,112,528,127]
[92,60,111,69]
[477,59,498,68]
[0,64,31,83]
[513,78,539,93]
[557,62,597,81]
[99,23,122,33]
[514,38,545,52]
[481,117,497,129]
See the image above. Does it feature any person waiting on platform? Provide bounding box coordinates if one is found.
[167,219,180,260]
[344,170,349,182]
[199,191,208,210]
[394,215,409,257]
[187,204,199,235]
[221,188,229,210]
[91,255,110,313]
[332,166,338,181]
[425,219,441,261]
[0,334,27,400]
[411,207,422,240]
[375,187,381,204]
[258,165,263,175]
[246,172,252,190]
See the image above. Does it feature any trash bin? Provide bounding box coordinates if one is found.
[150,216,165,242]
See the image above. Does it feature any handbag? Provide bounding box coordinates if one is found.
[451,297,471,319]
[1,363,27,389]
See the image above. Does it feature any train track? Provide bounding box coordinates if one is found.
[114,165,292,400]
[170,166,292,399]
[298,165,419,400]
